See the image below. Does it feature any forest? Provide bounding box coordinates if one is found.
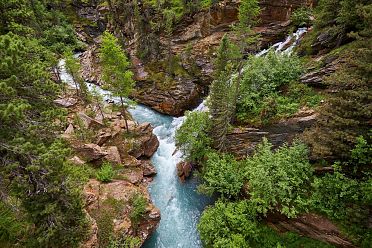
[0,0,371,248]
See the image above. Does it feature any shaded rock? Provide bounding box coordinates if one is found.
[62,124,75,139]
[78,112,104,129]
[95,130,112,146]
[103,146,121,164]
[142,161,157,177]
[177,161,193,182]
[77,143,108,162]
[301,59,342,87]
[129,123,159,158]
[132,79,203,116]
[54,97,77,107]
[226,113,317,159]
[268,213,355,248]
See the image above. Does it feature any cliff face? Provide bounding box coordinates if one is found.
[76,0,313,116]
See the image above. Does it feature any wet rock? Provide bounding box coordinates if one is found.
[177,161,193,182]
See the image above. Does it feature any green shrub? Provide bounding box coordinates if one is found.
[237,52,304,125]
[198,151,244,198]
[129,193,147,231]
[291,7,313,27]
[198,200,333,248]
[243,138,313,217]
[96,162,115,183]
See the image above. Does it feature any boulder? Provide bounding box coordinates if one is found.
[177,161,193,182]
[78,112,104,129]
[129,123,159,158]
[103,146,121,164]
[142,161,157,177]
[62,124,75,139]
[69,156,85,166]
[77,143,108,162]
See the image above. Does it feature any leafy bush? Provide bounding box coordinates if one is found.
[198,200,260,248]
[175,111,212,162]
[198,151,244,198]
[129,193,147,230]
[236,52,307,125]
[311,169,372,244]
[198,200,333,248]
[291,7,313,27]
[96,162,115,183]
[243,138,313,217]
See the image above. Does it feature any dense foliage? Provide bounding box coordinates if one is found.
[198,152,244,198]
[237,52,321,125]
[175,111,212,162]
[0,1,88,247]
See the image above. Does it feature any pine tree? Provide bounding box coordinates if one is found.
[100,31,135,132]
[0,33,87,247]
[209,35,236,151]
[231,0,260,121]
[64,49,88,100]
[304,41,372,161]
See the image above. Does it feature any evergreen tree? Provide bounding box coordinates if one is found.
[231,0,260,120]
[208,35,237,151]
[304,41,372,161]
[64,49,88,100]
[100,31,135,132]
[0,33,87,247]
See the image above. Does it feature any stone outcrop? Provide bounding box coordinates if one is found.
[226,111,317,159]
[177,161,193,182]
[82,179,160,246]
[268,213,355,247]
[301,57,343,88]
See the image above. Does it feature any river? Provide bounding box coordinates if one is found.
[58,27,306,248]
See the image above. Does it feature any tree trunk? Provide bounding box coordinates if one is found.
[120,96,129,133]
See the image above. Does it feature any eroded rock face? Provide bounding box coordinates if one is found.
[268,213,355,248]
[226,112,317,159]
[76,0,314,116]
[82,180,160,246]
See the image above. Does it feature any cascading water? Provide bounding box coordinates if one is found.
[58,27,306,248]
